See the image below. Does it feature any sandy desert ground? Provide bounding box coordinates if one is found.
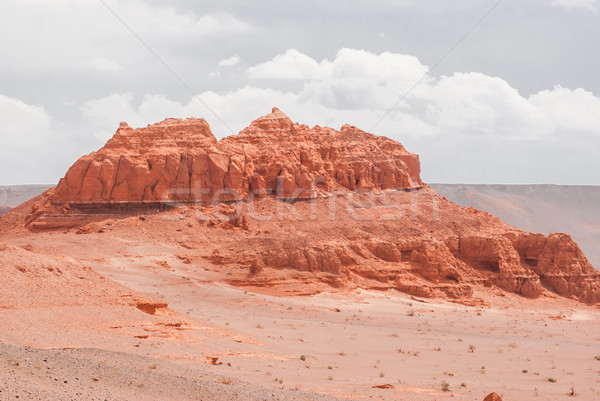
[1,197,599,400]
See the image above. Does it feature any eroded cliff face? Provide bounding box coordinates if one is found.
[509,233,600,304]
[245,214,599,304]
[26,108,600,305]
[52,108,422,204]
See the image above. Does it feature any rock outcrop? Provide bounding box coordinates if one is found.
[52,108,422,204]
[26,108,600,305]
[447,235,544,298]
[483,393,502,401]
[509,232,600,304]
[246,224,600,303]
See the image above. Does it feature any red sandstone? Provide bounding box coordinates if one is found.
[53,108,421,203]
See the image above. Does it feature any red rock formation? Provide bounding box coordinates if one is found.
[28,108,600,305]
[52,108,422,204]
[483,393,502,401]
[509,232,600,304]
[447,235,544,298]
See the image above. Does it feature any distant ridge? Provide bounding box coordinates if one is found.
[0,185,53,207]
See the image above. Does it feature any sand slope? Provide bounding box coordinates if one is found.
[0,343,340,401]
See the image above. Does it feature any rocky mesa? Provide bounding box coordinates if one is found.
[25,108,600,305]
[52,107,421,204]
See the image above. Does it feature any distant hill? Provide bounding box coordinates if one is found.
[0,185,53,208]
[0,205,11,215]
[431,184,600,269]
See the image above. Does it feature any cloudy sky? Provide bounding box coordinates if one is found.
[1,0,599,185]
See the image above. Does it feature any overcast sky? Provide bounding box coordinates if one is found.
[1,0,599,185]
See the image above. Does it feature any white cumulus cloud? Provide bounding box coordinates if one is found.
[248,49,329,80]
[218,55,240,67]
[418,72,549,138]
[248,48,429,84]
[529,86,600,133]
[82,93,145,141]
[83,48,600,143]
[244,48,600,142]
[0,94,51,146]
[0,94,57,185]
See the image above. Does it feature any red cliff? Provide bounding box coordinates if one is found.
[53,108,422,203]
